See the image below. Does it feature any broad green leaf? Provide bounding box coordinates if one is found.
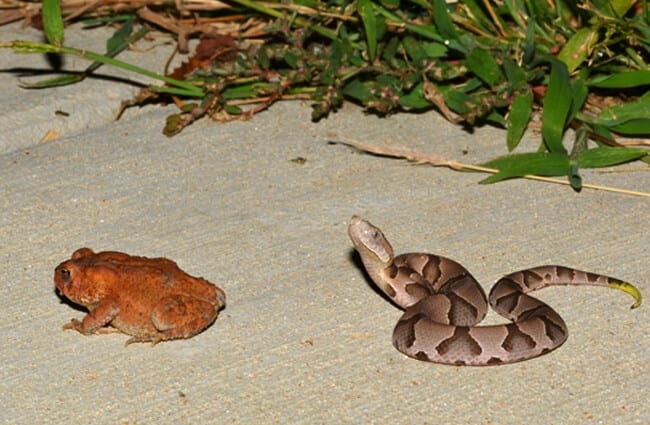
[460,78,484,93]
[485,110,506,126]
[479,152,571,184]
[589,70,650,88]
[606,119,650,135]
[466,48,503,86]
[284,51,298,68]
[399,82,431,109]
[422,42,448,58]
[501,58,527,88]
[357,0,377,61]
[542,61,571,154]
[438,86,473,114]
[402,36,426,63]
[42,0,64,47]
[342,79,373,103]
[578,146,648,167]
[557,28,598,72]
[506,90,532,151]
[381,36,400,61]
[596,97,650,134]
[609,0,637,15]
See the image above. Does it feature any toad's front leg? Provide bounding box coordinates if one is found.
[63,298,120,335]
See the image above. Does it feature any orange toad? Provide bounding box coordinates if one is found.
[54,248,226,345]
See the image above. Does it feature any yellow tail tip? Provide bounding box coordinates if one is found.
[608,279,642,309]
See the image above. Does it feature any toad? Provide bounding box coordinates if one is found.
[54,248,226,345]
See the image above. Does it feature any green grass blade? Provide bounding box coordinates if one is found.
[568,73,588,123]
[42,0,64,47]
[86,20,147,75]
[375,7,444,43]
[506,90,532,151]
[589,70,650,88]
[479,152,571,184]
[19,74,85,88]
[523,21,536,64]
[17,23,149,89]
[106,17,135,52]
[578,146,648,167]
[433,0,457,40]
[432,0,465,52]
[357,0,377,61]
[4,41,204,96]
[542,61,571,154]
[503,0,528,29]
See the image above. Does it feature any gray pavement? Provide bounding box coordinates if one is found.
[1,23,648,424]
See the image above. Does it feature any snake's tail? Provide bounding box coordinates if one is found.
[608,279,642,309]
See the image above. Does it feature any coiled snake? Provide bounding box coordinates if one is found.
[348,216,641,366]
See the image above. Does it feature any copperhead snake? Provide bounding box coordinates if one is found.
[347,216,642,366]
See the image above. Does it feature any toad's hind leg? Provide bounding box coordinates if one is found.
[129,295,219,345]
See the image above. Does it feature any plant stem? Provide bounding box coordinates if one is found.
[1,40,204,97]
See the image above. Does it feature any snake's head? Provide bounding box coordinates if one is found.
[348,216,394,267]
[348,216,399,300]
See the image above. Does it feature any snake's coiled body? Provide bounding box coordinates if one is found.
[348,216,641,366]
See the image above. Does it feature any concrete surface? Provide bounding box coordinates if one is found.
[1,23,648,424]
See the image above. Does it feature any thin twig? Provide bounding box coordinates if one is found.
[335,136,650,198]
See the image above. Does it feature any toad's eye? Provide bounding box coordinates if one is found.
[58,267,71,282]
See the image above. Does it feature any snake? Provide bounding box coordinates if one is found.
[347,216,642,366]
